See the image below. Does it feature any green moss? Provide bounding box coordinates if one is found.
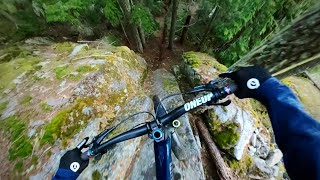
[105,90,127,106]
[76,65,99,73]
[209,118,240,149]
[249,99,270,129]
[40,101,52,112]
[0,116,33,160]
[226,155,253,178]
[15,161,24,172]
[183,51,228,72]
[183,52,201,68]
[92,170,102,180]
[0,101,9,112]
[55,65,72,79]
[52,42,75,54]
[0,55,42,94]
[40,98,94,146]
[21,95,32,105]
[163,79,177,93]
[31,155,38,165]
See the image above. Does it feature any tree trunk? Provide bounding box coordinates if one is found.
[168,0,179,50]
[179,15,192,44]
[230,4,320,78]
[138,25,146,48]
[198,6,218,51]
[117,0,143,53]
[196,119,236,180]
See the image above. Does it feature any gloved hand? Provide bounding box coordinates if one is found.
[219,66,271,100]
[58,148,89,174]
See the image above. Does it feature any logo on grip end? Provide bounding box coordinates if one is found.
[247,78,260,89]
[70,162,80,172]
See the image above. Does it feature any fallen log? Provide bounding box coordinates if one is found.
[196,119,236,180]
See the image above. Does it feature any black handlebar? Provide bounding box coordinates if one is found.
[81,81,238,160]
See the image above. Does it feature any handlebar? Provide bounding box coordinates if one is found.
[81,80,238,160]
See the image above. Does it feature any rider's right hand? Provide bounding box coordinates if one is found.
[219,66,271,101]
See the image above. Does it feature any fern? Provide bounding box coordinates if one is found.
[132,5,157,35]
[104,0,122,27]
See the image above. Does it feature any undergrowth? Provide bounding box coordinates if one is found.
[0,116,33,161]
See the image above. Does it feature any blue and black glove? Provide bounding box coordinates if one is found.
[59,148,89,174]
[53,148,89,180]
[219,66,271,101]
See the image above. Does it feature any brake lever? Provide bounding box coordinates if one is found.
[76,137,90,150]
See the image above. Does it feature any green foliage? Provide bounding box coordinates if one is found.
[104,0,122,27]
[188,0,317,66]
[21,95,32,105]
[0,116,33,161]
[132,5,158,35]
[44,0,88,25]
[209,118,240,149]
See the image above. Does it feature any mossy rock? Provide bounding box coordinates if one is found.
[0,55,43,94]
[208,113,240,150]
[282,76,320,119]
[52,42,76,54]
[182,51,228,72]
[40,97,96,146]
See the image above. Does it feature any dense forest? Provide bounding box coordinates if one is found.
[1,0,320,179]
[1,0,318,68]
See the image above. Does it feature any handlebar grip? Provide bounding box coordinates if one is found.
[81,150,90,161]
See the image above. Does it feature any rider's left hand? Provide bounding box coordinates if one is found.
[58,148,89,174]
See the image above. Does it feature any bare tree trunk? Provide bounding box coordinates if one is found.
[118,0,144,53]
[179,15,191,44]
[230,4,320,78]
[168,0,179,50]
[138,26,146,48]
[198,6,217,51]
[196,119,236,180]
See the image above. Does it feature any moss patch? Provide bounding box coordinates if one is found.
[183,52,201,68]
[0,116,33,161]
[76,65,99,73]
[15,161,24,172]
[40,98,95,146]
[226,155,253,178]
[55,65,73,80]
[182,51,228,72]
[162,78,178,93]
[0,55,42,94]
[52,42,75,54]
[40,101,52,112]
[92,170,102,180]
[21,95,32,105]
[0,101,9,113]
[209,116,240,149]
[249,99,271,129]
